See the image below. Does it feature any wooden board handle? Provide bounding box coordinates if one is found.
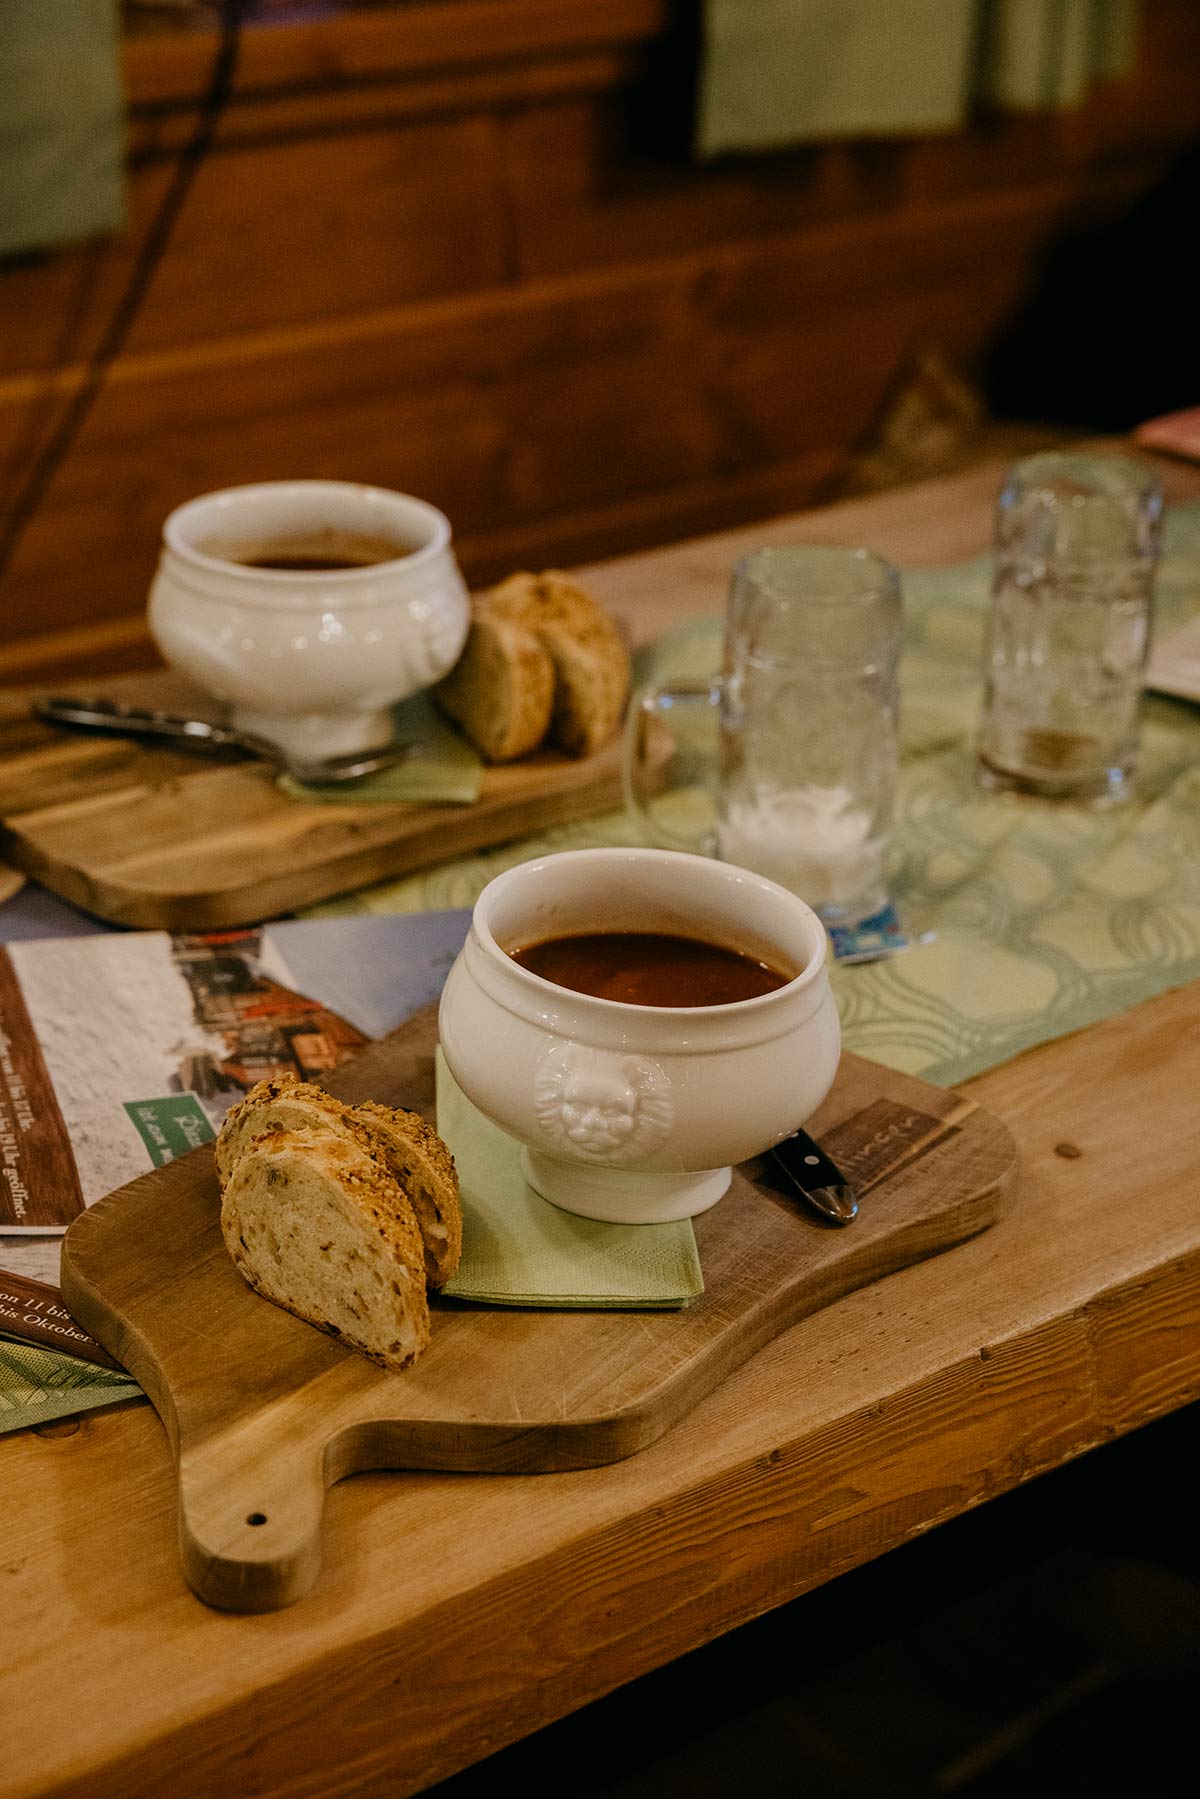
[179,1432,329,1612]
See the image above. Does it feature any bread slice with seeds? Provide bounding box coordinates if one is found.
[433,602,555,762]
[486,570,631,758]
[220,1127,430,1371]
[215,1075,351,1187]
[215,1074,462,1288]
[351,1100,462,1288]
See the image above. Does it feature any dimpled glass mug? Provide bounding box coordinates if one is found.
[149,480,471,760]
[625,545,902,926]
[438,847,841,1223]
[976,452,1163,803]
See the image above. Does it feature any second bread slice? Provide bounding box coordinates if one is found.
[216,1074,461,1288]
[352,1100,462,1288]
[434,603,555,763]
[488,570,631,758]
[221,1127,431,1371]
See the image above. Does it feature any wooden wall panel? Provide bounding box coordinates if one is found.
[497,2,1200,282]
[0,117,510,378]
[2,0,1200,681]
[0,166,1156,654]
[122,0,670,104]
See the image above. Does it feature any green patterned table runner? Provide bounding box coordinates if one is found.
[306,508,1200,1089]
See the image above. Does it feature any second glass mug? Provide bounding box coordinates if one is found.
[624,545,902,926]
[976,451,1163,803]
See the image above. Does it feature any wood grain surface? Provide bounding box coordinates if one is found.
[5,1,1200,681]
[59,1007,1014,1612]
[3,464,1198,1799]
[0,676,626,927]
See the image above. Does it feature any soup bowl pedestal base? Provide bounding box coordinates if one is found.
[231,705,395,761]
[522,1151,731,1224]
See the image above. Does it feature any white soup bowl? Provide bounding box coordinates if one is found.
[438,847,841,1223]
[149,480,470,759]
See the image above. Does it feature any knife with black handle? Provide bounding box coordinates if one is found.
[769,1128,858,1225]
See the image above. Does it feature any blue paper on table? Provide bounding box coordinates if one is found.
[826,902,910,964]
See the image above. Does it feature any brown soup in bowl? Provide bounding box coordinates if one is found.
[507,931,790,1008]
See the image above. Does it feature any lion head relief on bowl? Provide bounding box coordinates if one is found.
[534,1044,673,1164]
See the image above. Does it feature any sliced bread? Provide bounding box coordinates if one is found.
[215,1074,351,1187]
[216,1073,462,1288]
[220,1127,431,1371]
[434,602,555,763]
[351,1100,462,1288]
[487,570,631,758]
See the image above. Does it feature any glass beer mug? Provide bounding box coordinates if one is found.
[976,452,1163,803]
[624,545,902,926]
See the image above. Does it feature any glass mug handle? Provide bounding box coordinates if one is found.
[622,677,721,853]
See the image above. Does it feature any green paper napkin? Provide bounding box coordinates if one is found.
[436,1053,704,1310]
[279,693,483,806]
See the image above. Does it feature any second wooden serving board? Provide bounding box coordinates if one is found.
[61,1007,1018,1614]
[0,673,626,927]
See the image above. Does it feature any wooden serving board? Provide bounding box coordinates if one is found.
[61,1006,1018,1614]
[0,672,625,927]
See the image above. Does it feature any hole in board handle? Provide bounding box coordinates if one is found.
[246,1512,268,1527]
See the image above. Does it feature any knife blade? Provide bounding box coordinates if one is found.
[769,1128,858,1225]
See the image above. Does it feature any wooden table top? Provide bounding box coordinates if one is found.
[4,453,1200,1799]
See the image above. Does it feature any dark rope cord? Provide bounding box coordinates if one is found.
[0,0,250,586]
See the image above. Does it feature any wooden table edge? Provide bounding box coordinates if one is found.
[22,1191,1199,1799]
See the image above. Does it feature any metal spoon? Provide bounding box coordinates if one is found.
[34,697,414,785]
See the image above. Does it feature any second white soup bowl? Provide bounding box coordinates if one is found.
[438,847,841,1223]
[149,480,470,760]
